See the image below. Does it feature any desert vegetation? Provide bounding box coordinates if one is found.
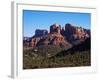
[23,45,90,69]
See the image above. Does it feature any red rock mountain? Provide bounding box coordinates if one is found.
[23,23,90,49]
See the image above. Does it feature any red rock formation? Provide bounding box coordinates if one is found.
[23,23,90,48]
[61,27,65,35]
[64,23,90,43]
[35,29,48,37]
[50,24,61,34]
[74,27,89,40]
[31,38,37,47]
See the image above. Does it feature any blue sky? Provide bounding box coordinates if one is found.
[23,10,91,37]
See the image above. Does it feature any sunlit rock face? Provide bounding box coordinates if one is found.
[50,33,72,48]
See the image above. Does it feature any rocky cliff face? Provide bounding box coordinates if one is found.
[50,24,61,34]
[36,32,72,49]
[35,29,48,37]
[63,23,90,45]
[23,23,90,49]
